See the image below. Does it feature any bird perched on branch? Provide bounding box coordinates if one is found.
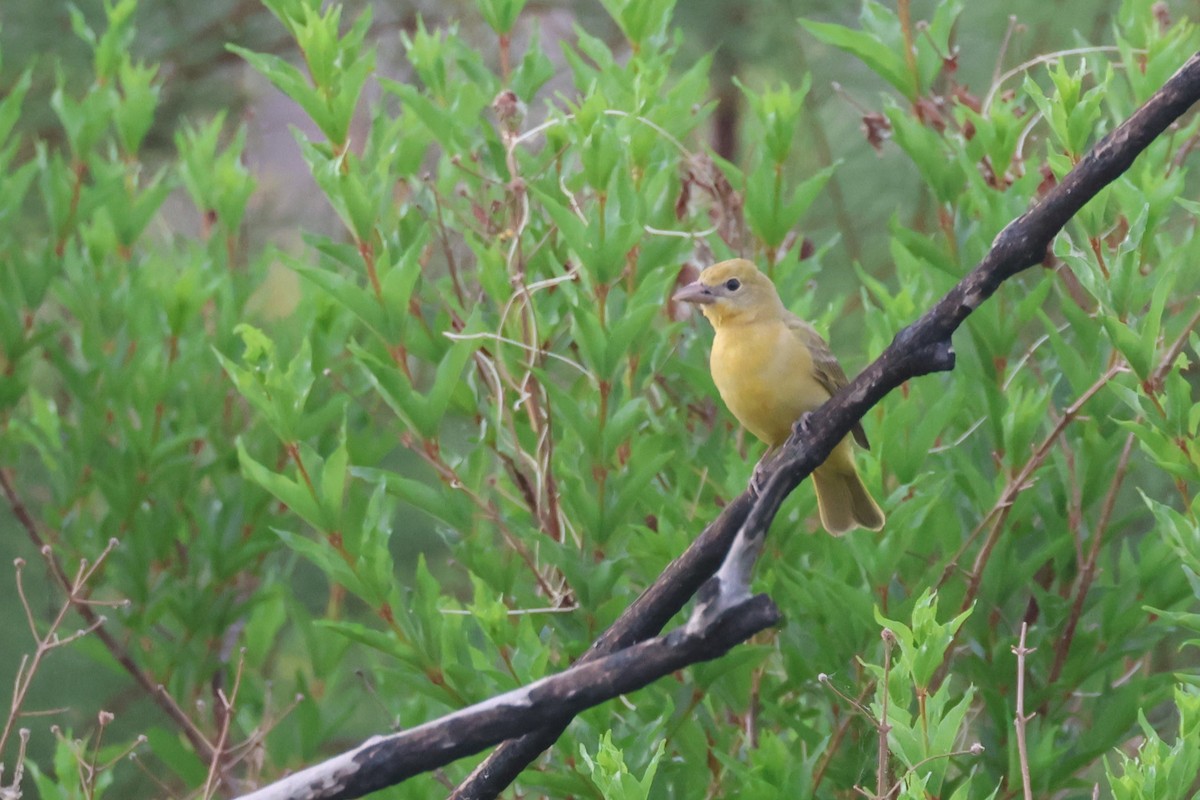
[674,258,884,534]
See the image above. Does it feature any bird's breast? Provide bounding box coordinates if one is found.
[710,321,832,447]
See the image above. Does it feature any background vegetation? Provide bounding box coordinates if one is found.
[2,0,1199,797]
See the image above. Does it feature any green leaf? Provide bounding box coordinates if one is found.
[354,467,470,530]
[143,727,208,787]
[352,342,428,434]
[275,527,364,596]
[216,326,315,442]
[0,69,33,150]
[238,439,325,530]
[320,422,350,521]
[476,0,528,35]
[1103,316,1153,379]
[229,45,329,132]
[426,335,476,430]
[800,14,913,98]
[317,619,410,660]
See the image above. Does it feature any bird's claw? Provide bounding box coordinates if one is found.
[792,412,814,438]
[750,462,766,496]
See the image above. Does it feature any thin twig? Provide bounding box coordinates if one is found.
[818,673,877,721]
[1149,302,1200,388]
[1012,623,1036,800]
[991,16,1022,90]
[0,728,30,797]
[923,360,1128,691]
[983,46,1133,112]
[203,650,246,800]
[0,470,216,762]
[897,0,919,99]
[876,629,895,800]
[83,711,113,800]
[1046,303,1200,689]
[2,555,105,755]
[1047,432,1136,687]
[940,360,1128,606]
[443,330,591,378]
[811,679,874,791]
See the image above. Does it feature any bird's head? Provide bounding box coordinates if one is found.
[672,259,785,327]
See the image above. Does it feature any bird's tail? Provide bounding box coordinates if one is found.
[812,456,885,536]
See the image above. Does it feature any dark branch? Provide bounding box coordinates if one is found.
[234,594,779,800]
[448,492,755,798]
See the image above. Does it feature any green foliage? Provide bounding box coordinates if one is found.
[868,594,977,796]
[228,0,374,147]
[800,0,962,101]
[477,0,529,37]
[1,0,283,792]
[25,725,137,800]
[1105,686,1200,800]
[3,0,1200,797]
[578,733,666,800]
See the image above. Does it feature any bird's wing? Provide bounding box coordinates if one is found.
[784,313,870,450]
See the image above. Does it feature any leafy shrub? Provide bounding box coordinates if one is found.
[2,0,1199,797]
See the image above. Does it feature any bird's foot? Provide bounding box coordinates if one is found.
[792,412,814,438]
[750,461,767,496]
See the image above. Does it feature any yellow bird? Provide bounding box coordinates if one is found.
[674,258,884,534]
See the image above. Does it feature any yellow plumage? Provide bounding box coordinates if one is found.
[674,258,885,535]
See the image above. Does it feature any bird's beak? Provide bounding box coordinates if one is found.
[672,281,716,305]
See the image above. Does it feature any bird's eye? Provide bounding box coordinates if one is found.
[724,278,741,291]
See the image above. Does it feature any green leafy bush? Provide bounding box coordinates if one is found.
[2,0,1199,797]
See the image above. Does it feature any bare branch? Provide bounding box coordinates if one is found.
[876,629,895,800]
[1013,623,1036,800]
[0,470,217,763]
[448,491,754,798]
[234,595,779,800]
